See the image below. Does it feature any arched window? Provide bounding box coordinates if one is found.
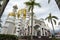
[34,25,40,30]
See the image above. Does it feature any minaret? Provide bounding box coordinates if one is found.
[16,8,31,36]
[15,8,27,36]
[1,5,18,35]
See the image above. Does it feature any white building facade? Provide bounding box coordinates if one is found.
[1,5,51,38]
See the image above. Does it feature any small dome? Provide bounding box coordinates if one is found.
[13,4,18,9]
[8,12,16,17]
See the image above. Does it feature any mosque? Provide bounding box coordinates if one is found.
[1,5,52,38]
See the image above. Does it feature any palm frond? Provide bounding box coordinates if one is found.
[52,16,58,20]
[48,19,51,22]
[24,2,32,5]
[28,6,32,12]
[45,16,52,22]
[34,3,41,7]
[48,0,50,4]
[53,19,56,25]
[45,17,48,20]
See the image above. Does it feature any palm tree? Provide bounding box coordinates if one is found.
[24,0,50,39]
[24,0,41,39]
[45,13,58,37]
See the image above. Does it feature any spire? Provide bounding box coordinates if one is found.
[13,4,18,13]
[13,4,18,9]
[8,4,18,17]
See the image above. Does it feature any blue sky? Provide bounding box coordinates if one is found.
[1,0,60,31]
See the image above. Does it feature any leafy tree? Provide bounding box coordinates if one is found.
[0,34,18,40]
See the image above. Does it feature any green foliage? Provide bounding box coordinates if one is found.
[52,37,60,40]
[53,19,56,25]
[0,34,18,40]
[45,13,58,25]
[24,0,41,12]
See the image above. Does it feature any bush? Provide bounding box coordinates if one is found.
[0,34,18,40]
[52,37,60,40]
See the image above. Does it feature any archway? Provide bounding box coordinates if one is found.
[34,25,40,30]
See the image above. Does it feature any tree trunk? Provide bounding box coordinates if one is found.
[51,20,55,37]
[31,6,34,40]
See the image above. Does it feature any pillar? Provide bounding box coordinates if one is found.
[44,29,46,36]
[41,28,43,36]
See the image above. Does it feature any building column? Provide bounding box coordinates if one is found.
[43,29,46,36]
[34,30,37,36]
[41,28,43,36]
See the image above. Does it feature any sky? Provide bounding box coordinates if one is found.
[1,0,60,32]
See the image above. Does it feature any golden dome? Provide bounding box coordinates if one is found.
[17,10,21,18]
[17,8,26,19]
[8,12,16,17]
[23,9,26,19]
[20,9,26,19]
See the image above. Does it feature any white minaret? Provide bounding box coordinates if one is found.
[1,12,16,34]
[15,8,27,36]
[1,5,18,35]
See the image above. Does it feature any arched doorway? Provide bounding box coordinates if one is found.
[37,31,41,38]
[34,25,41,38]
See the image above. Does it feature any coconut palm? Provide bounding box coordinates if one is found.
[45,13,58,36]
[24,0,50,39]
[24,0,41,39]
